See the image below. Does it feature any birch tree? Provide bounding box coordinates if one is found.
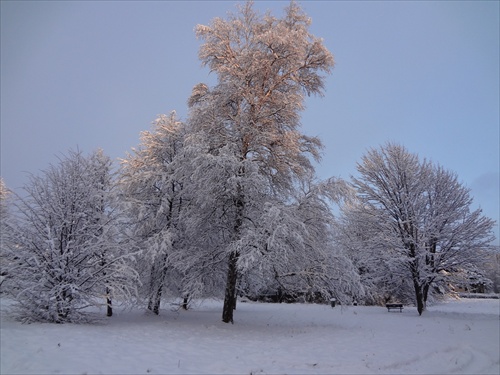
[189,0,334,323]
[349,143,496,314]
[2,149,137,323]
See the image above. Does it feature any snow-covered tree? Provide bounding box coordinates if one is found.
[346,143,496,314]
[84,149,129,317]
[188,0,334,323]
[0,178,14,290]
[119,112,188,314]
[238,174,363,305]
[482,251,500,293]
[2,149,138,323]
[335,196,415,305]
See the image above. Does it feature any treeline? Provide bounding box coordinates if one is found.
[0,1,497,323]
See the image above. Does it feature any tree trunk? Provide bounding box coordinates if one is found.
[152,283,164,315]
[412,277,425,315]
[147,263,158,312]
[222,251,239,323]
[101,256,112,317]
[422,282,431,310]
[182,295,189,310]
[408,244,425,315]
[106,287,113,317]
[222,180,244,323]
[150,252,169,315]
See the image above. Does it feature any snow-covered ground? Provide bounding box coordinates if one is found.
[1,297,498,374]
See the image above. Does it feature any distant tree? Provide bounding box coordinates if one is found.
[346,143,496,314]
[335,196,415,305]
[0,178,8,218]
[483,251,500,293]
[2,149,138,323]
[0,178,14,289]
[238,174,363,304]
[189,0,334,323]
[119,112,188,314]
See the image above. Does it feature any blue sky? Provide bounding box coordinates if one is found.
[1,0,498,243]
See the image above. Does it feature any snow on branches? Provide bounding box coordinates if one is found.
[2,150,138,323]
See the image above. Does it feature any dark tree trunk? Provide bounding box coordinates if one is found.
[152,283,164,315]
[222,174,244,324]
[408,243,425,315]
[422,282,431,309]
[182,295,189,310]
[56,292,70,321]
[100,255,112,317]
[222,251,239,323]
[413,277,425,315]
[106,287,113,317]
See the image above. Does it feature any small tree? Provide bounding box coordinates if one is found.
[348,143,496,314]
[3,149,137,323]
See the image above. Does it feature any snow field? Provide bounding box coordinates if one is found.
[1,298,498,374]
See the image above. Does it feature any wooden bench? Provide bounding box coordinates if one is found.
[386,303,403,312]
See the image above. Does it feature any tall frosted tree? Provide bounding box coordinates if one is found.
[347,143,496,314]
[188,1,334,323]
[119,112,188,314]
[2,149,137,323]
